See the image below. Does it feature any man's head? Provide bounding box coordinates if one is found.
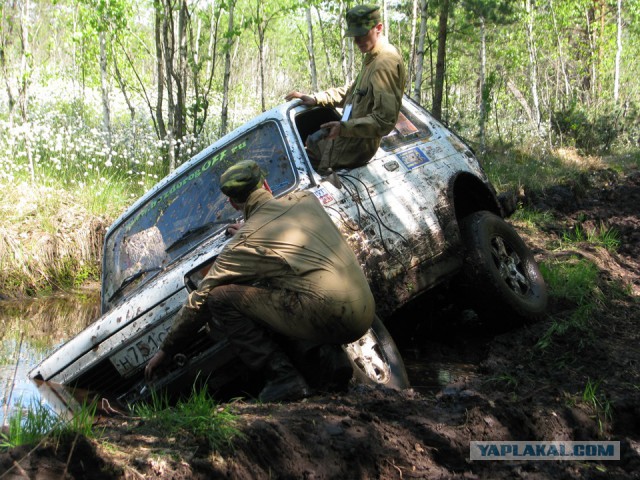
[220,160,265,204]
[345,4,382,53]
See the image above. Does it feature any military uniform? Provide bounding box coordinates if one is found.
[311,6,406,171]
[159,164,375,395]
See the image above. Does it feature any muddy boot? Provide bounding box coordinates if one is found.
[259,351,311,403]
[314,344,353,392]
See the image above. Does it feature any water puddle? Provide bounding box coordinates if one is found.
[0,290,100,426]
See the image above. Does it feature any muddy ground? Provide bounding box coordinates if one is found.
[1,167,639,479]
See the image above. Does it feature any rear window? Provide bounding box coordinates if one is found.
[380,106,433,152]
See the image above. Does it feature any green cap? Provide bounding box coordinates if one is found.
[219,160,265,201]
[345,4,380,37]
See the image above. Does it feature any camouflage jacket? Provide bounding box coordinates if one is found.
[312,37,406,170]
[160,188,375,354]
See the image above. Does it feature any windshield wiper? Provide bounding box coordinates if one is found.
[108,267,162,303]
[165,217,238,252]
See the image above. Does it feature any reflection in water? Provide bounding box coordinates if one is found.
[0,290,100,426]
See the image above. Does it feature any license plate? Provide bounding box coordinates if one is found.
[110,320,173,376]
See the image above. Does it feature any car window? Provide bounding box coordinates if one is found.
[380,105,433,152]
[102,121,295,308]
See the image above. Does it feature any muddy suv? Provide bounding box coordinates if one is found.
[30,96,547,403]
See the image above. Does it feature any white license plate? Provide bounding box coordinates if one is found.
[110,320,173,376]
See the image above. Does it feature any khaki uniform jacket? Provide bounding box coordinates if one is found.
[313,37,406,170]
[161,188,375,354]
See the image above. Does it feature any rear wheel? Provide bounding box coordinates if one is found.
[343,316,410,390]
[459,211,548,325]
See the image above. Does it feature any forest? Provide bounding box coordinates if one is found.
[0,0,639,294]
[2,0,639,167]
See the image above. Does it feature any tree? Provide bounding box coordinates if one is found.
[220,0,237,137]
[432,0,449,121]
[411,0,428,104]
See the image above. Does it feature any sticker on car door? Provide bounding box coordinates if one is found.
[398,147,431,169]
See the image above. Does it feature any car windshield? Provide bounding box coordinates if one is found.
[102,121,296,309]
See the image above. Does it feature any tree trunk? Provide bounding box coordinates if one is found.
[613,0,622,104]
[340,0,350,84]
[306,7,318,92]
[382,0,389,37]
[432,0,448,121]
[524,0,540,130]
[220,0,236,137]
[258,30,266,112]
[18,0,30,123]
[412,0,427,104]
[548,0,571,99]
[407,0,418,93]
[478,17,486,151]
[154,0,167,141]
[99,30,112,149]
[314,5,337,87]
[172,0,188,170]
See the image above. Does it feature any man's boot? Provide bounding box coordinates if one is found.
[259,351,311,403]
[310,344,353,392]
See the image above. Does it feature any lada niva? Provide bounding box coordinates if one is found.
[30,96,547,404]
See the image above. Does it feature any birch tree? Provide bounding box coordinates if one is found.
[220,0,237,136]
[613,0,621,104]
[432,0,449,121]
[411,0,428,104]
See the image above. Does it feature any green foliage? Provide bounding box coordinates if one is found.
[132,384,242,451]
[535,258,601,350]
[0,399,98,450]
[540,258,600,305]
[581,378,613,435]
[551,102,622,153]
[559,222,620,252]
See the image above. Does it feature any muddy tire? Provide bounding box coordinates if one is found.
[343,316,410,390]
[460,211,547,324]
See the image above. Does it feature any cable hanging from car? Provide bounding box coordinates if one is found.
[337,173,412,272]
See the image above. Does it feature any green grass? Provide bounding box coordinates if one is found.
[581,378,613,435]
[132,384,242,451]
[0,399,97,450]
[559,222,621,252]
[536,258,602,350]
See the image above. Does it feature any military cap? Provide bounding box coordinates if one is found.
[345,4,381,37]
[219,160,265,201]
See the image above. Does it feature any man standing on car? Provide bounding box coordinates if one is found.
[145,160,376,402]
[285,4,406,173]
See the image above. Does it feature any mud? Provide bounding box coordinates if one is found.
[1,167,639,479]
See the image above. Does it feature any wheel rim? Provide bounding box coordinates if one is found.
[344,330,391,384]
[490,235,532,296]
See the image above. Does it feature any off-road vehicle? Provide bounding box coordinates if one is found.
[30,96,547,404]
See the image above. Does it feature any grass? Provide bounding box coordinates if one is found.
[0,399,97,450]
[559,222,621,252]
[535,258,602,350]
[131,384,242,451]
[581,378,613,435]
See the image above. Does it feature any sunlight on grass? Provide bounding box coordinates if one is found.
[132,385,242,451]
[581,378,613,435]
[559,222,621,252]
[536,258,602,350]
[0,399,97,450]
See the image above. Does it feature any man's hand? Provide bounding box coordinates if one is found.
[285,91,317,106]
[144,350,167,381]
[226,222,243,236]
[320,121,341,140]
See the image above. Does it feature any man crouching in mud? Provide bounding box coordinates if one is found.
[145,160,375,402]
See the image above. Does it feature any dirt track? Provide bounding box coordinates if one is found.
[1,168,639,479]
